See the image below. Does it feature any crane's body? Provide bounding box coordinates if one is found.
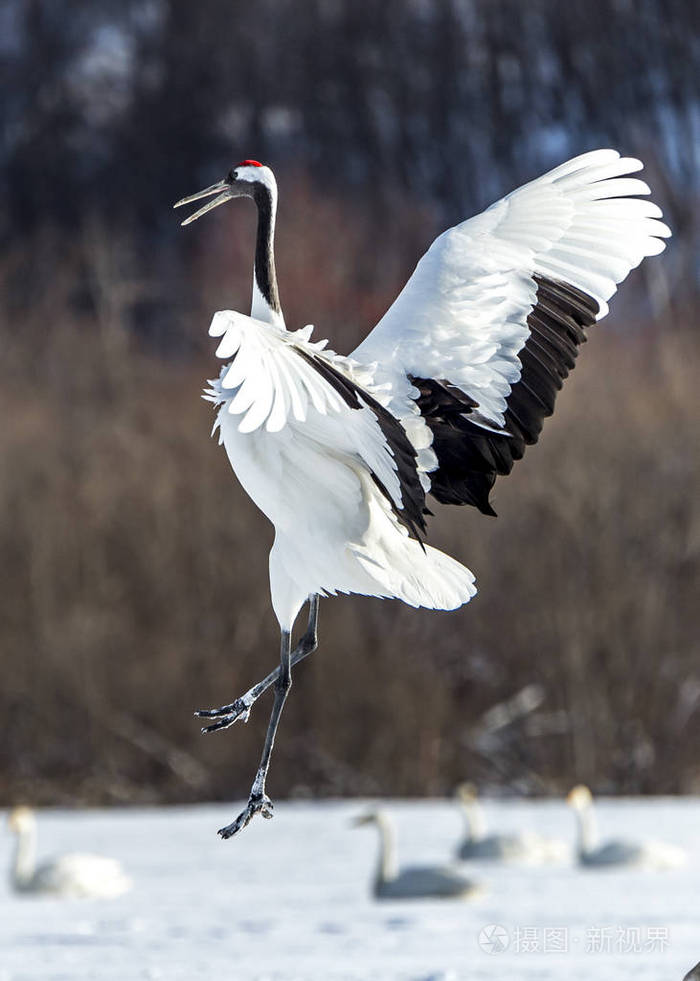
[175,151,670,838]
[206,312,476,628]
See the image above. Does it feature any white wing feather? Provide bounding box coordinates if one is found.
[205,310,408,513]
[207,311,343,433]
[352,149,670,429]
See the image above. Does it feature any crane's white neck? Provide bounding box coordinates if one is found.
[573,802,598,857]
[373,814,398,889]
[11,822,37,890]
[250,183,284,327]
[461,800,487,842]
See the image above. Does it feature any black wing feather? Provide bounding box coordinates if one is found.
[412,275,599,516]
[295,347,427,541]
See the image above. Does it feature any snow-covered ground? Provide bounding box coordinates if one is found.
[1,797,698,980]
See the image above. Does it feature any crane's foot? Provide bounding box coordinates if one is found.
[195,694,253,733]
[196,601,319,735]
[218,793,274,839]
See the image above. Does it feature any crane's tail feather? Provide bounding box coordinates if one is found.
[350,539,476,611]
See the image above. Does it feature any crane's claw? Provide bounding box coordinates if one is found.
[218,793,274,839]
[195,696,252,732]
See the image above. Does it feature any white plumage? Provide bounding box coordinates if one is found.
[354,810,482,900]
[354,149,668,430]
[205,313,475,626]
[175,150,670,837]
[566,785,686,869]
[7,806,131,898]
[455,784,568,864]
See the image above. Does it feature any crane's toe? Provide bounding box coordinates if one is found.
[195,696,252,731]
[218,793,274,839]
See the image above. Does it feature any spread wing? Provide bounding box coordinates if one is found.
[352,149,671,514]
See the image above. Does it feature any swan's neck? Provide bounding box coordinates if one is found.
[251,183,284,326]
[12,824,36,890]
[574,804,598,856]
[374,816,398,887]
[461,800,487,842]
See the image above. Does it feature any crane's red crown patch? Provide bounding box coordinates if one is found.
[238,159,263,167]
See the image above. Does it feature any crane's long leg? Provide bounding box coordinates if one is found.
[217,627,293,839]
[195,595,319,732]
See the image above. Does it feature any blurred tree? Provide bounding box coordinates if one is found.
[2,0,696,228]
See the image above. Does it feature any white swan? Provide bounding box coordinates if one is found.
[7,806,132,898]
[354,810,481,900]
[456,784,567,863]
[566,785,685,869]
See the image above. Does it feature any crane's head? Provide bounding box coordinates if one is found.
[174,160,277,225]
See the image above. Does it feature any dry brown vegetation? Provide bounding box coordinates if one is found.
[0,185,698,808]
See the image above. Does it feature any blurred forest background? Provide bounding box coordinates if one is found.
[0,0,698,806]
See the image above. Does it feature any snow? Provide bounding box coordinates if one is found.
[1,797,699,980]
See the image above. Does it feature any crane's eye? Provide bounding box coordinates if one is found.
[227,168,238,183]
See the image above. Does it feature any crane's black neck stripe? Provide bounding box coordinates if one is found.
[253,184,281,314]
[295,347,427,542]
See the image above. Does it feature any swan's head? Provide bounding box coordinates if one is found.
[456,782,479,804]
[566,785,593,810]
[352,810,381,828]
[352,810,394,832]
[174,159,277,225]
[8,806,36,834]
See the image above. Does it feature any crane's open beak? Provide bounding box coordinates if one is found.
[174,179,238,226]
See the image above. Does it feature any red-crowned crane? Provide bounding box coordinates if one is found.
[175,151,670,838]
